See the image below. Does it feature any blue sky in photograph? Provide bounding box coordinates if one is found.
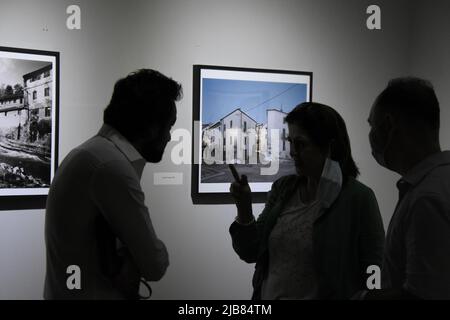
[202,78,308,125]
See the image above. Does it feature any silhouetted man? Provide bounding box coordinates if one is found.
[44,69,182,299]
[367,77,450,299]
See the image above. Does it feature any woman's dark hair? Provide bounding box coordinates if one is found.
[104,69,182,141]
[285,102,360,179]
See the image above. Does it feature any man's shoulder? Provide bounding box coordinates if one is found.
[74,135,130,166]
[420,162,450,188]
[57,135,133,178]
[399,165,450,226]
[410,162,450,203]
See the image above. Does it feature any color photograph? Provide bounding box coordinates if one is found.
[192,65,312,203]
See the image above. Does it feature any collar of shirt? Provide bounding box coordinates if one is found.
[397,151,450,195]
[97,124,147,178]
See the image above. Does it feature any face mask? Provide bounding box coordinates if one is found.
[371,149,386,167]
[317,157,343,208]
[369,126,393,168]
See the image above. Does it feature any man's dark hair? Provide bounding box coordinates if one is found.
[104,69,182,141]
[375,77,440,131]
[285,102,360,179]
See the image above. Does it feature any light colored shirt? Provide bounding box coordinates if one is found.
[261,192,321,300]
[382,151,450,299]
[260,158,343,300]
[44,124,169,299]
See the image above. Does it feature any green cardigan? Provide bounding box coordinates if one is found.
[230,175,385,300]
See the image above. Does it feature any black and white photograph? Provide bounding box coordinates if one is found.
[0,47,58,206]
[192,65,312,203]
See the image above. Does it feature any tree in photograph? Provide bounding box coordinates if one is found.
[37,119,51,140]
[14,84,24,95]
[0,84,5,97]
[29,114,39,142]
[5,85,13,97]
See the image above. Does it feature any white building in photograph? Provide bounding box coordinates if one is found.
[203,107,293,165]
[203,108,258,164]
[0,94,27,138]
[202,121,221,161]
[23,64,52,119]
[255,123,267,163]
[0,63,53,143]
[266,108,290,160]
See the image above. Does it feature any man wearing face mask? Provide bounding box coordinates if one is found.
[44,69,182,299]
[366,77,450,299]
[229,102,385,300]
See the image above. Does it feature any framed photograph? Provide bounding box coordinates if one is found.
[192,65,312,204]
[0,46,59,210]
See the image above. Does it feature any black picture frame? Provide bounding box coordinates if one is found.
[192,65,312,205]
[0,46,59,210]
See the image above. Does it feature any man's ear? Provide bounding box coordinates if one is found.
[149,124,162,139]
[131,123,160,144]
[142,123,164,141]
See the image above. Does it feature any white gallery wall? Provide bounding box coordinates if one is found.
[409,0,450,150]
[0,0,445,299]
